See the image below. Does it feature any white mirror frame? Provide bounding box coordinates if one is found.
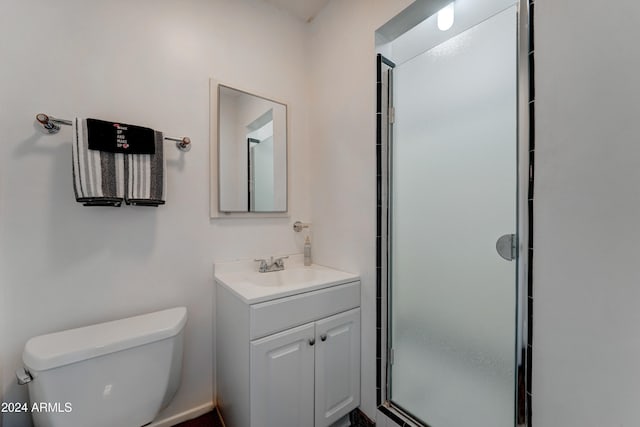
[210,78,290,219]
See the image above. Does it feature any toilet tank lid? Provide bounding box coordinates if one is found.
[23,307,187,372]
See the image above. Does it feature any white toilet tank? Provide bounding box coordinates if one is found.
[21,307,187,427]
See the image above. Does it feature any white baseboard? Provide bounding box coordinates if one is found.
[147,402,215,427]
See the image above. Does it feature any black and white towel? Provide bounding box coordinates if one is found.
[125,130,166,206]
[72,118,125,206]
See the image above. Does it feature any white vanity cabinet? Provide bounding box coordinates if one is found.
[251,323,315,427]
[251,308,361,427]
[313,308,361,426]
[215,272,361,427]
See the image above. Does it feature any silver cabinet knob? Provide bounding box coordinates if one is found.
[308,338,315,346]
[320,334,327,342]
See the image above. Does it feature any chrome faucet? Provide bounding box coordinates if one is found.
[254,256,289,273]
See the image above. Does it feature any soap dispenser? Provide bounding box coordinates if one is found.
[304,236,312,266]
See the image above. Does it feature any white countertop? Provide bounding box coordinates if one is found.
[214,255,360,304]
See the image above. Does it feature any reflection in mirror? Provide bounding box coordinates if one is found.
[218,85,287,213]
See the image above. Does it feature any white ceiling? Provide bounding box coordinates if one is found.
[262,0,332,22]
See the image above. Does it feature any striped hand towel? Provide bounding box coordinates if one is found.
[125,130,166,206]
[72,118,125,206]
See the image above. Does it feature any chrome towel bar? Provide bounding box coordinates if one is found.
[35,113,192,152]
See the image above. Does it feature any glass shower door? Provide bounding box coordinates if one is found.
[389,6,517,427]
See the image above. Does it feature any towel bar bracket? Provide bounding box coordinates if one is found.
[165,136,192,152]
[36,113,68,134]
[34,113,192,152]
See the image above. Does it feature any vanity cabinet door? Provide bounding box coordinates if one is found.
[314,308,361,427]
[250,322,315,427]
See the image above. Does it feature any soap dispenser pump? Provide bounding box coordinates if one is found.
[304,236,312,266]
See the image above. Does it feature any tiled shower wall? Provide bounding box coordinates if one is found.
[526,1,535,425]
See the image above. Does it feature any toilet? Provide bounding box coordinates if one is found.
[18,307,187,427]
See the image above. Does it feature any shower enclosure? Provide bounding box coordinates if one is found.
[376,1,531,426]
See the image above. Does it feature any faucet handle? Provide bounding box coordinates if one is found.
[254,258,268,272]
[274,256,289,267]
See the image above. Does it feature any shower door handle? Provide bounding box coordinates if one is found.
[496,234,517,261]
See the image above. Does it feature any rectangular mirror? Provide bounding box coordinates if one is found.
[212,83,288,215]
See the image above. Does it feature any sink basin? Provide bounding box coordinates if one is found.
[239,268,333,287]
[214,256,359,303]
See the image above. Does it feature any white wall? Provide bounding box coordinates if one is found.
[534,0,640,426]
[0,1,310,426]
[307,0,413,418]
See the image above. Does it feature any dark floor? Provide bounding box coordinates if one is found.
[173,410,224,427]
